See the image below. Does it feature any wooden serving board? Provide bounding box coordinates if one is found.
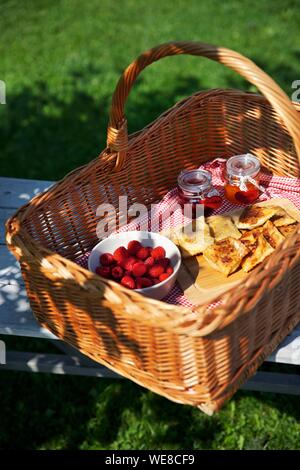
[177,198,300,305]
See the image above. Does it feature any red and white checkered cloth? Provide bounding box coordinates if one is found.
[76,158,300,308]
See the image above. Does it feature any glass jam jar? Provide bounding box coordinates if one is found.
[177,169,222,217]
[224,154,261,205]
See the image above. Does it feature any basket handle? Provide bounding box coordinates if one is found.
[107,41,300,170]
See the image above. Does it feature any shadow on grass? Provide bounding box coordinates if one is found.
[0,68,206,181]
[1,365,299,449]
[0,368,222,449]
[1,51,299,182]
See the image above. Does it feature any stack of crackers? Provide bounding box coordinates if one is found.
[163,204,298,277]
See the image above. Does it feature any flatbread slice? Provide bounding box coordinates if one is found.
[278,223,298,237]
[261,220,285,249]
[203,237,249,276]
[241,234,274,273]
[234,205,278,229]
[240,228,263,250]
[162,218,214,257]
[208,215,241,241]
[271,207,297,227]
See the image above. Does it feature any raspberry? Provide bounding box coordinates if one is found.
[121,275,136,289]
[100,253,114,266]
[159,272,171,282]
[113,246,128,263]
[144,256,155,268]
[136,277,153,288]
[153,278,161,285]
[148,264,164,278]
[136,246,149,261]
[166,266,174,275]
[95,266,111,278]
[152,246,166,260]
[156,257,170,269]
[127,240,142,255]
[121,256,136,272]
[132,262,147,277]
[111,266,124,279]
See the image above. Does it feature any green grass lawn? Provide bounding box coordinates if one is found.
[1,0,300,449]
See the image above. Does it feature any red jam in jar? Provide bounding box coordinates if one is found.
[224,154,261,205]
[177,169,222,217]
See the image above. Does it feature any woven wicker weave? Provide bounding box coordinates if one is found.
[6,42,300,414]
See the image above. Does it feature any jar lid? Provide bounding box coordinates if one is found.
[226,154,260,178]
[177,169,212,193]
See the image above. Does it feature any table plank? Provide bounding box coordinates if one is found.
[0,351,121,377]
[0,177,57,338]
[1,352,300,395]
[0,246,56,339]
[0,245,23,286]
[0,177,52,209]
[268,331,300,365]
[0,244,299,356]
[242,371,300,395]
[0,282,56,339]
[0,176,300,362]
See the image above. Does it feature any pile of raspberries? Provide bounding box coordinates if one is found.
[95,240,174,290]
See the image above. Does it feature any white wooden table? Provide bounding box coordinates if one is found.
[1,176,300,394]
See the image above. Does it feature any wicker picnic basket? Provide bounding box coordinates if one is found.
[6,42,300,414]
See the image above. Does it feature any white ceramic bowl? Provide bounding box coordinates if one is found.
[88,230,181,300]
